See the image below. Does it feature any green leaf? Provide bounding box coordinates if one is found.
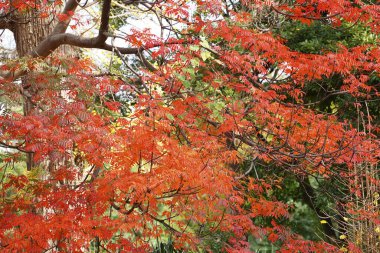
[190,58,200,67]
[166,113,175,121]
[189,45,200,51]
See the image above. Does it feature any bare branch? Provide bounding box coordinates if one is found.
[97,0,112,43]
[271,5,341,21]
[0,141,33,154]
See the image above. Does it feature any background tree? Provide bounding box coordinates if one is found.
[0,0,379,252]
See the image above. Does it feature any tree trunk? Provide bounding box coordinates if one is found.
[12,8,53,57]
[9,4,73,170]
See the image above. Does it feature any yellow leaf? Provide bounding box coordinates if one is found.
[339,235,347,239]
[320,220,328,224]
[343,217,349,222]
[375,226,380,233]
[340,247,348,252]
[200,51,212,61]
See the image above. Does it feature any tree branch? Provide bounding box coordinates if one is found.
[137,49,157,72]
[0,20,10,30]
[298,177,340,244]
[271,5,341,21]
[32,0,112,57]
[0,0,193,81]
[0,10,13,30]
[0,0,112,79]
[51,0,79,35]
[0,141,33,154]
[97,0,112,42]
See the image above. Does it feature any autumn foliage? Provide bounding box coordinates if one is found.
[0,0,379,252]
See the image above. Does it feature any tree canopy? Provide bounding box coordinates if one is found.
[0,0,379,252]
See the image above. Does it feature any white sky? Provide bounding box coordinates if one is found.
[0,29,15,52]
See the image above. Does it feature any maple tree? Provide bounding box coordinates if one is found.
[0,0,379,252]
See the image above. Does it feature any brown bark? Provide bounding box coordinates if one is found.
[12,9,52,57]
[9,3,73,170]
[0,11,12,29]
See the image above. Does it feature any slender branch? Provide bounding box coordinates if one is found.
[0,141,33,154]
[102,43,139,54]
[137,49,157,72]
[146,211,181,234]
[111,201,137,215]
[73,165,95,189]
[235,158,259,180]
[271,5,341,20]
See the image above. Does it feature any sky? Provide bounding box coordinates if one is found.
[0,29,15,56]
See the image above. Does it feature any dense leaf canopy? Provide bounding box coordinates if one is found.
[0,0,379,252]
